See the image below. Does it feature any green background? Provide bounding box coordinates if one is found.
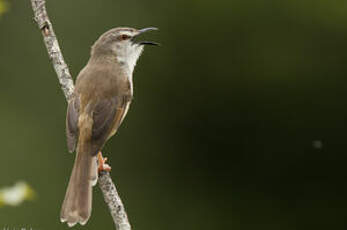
[0,0,347,229]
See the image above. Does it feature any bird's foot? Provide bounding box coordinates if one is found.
[97,152,112,173]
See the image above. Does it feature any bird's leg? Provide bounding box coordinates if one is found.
[97,151,112,173]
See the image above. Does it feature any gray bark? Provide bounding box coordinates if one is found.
[99,171,131,230]
[31,0,74,101]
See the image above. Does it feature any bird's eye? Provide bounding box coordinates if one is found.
[120,34,130,40]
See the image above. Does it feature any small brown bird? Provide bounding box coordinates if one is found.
[60,27,158,227]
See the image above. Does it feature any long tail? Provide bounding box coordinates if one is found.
[60,144,98,227]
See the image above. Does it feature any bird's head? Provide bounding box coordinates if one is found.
[91,27,159,73]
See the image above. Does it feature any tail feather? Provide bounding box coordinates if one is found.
[60,147,98,226]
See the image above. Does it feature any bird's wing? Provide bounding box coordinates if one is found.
[66,96,80,153]
[89,95,131,156]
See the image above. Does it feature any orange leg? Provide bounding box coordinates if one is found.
[97,151,112,173]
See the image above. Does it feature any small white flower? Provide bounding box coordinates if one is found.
[0,182,35,206]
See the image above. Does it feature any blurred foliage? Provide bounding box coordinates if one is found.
[1,0,347,229]
[0,182,35,207]
[0,0,8,16]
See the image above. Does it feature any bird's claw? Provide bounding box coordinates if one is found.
[97,152,112,173]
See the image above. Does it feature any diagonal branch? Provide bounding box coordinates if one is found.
[98,171,131,230]
[30,1,131,229]
[30,0,74,101]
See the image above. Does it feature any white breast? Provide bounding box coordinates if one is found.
[116,43,144,76]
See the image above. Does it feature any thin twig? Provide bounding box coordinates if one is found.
[30,1,131,229]
[30,0,74,101]
[99,171,131,230]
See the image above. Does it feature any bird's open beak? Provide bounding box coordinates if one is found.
[133,27,160,46]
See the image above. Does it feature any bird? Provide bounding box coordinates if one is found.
[60,27,158,227]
